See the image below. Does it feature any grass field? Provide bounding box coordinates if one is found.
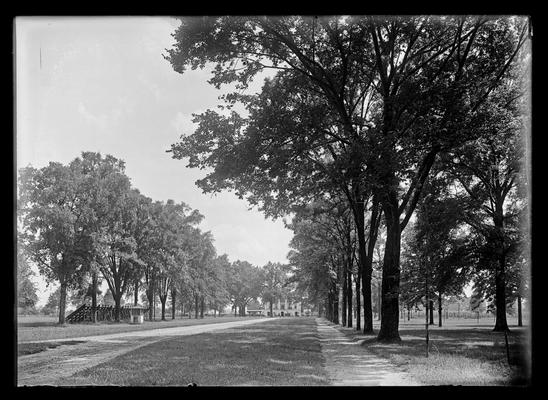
[16,314,262,343]
[70,317,328,386]
[18,314,532,386]
[336,318,531,386]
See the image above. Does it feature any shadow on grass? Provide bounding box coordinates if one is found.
[18,321,60,328]
[324,317,531,386]
[72,318,328,386]
[363,328,528,365]
[18,340,87,356]
[352,327,530,386]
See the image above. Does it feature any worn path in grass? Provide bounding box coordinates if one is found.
[316,318,419,386]
[17,317,271,386]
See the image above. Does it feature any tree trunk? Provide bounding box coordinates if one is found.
[332,283,339,324]
[200,297,205,318]
[356,267,361,331]
[429,300,434,325]
[377,283,382,320]
[91,271,98,323]
[146,279,154,321]
[114,293,122,322]
[270,301,273,317]
[341,264,347,326]
[517,295,523,327]
[171,287,176,319]
[326,294,333,322]
[377,193,402,342]
[493,254,509,331]
[58,279,68,325]
[361,264,372,332]
[492,219,509,331]
[356,196,378,334]
[134,279,139,306]
[438,295,443,327]
[347,263,353,328]
[194,294,199,319]
[160,294,167,321]
[147,291,154,321]
[493,201,509,331]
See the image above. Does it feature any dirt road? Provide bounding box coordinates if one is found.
[315,318,419,386]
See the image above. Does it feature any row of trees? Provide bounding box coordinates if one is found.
[17,152,296,324]
[165,15,530,340]
[281,151,528,332]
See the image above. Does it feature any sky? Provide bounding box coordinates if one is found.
[15,16,293,306]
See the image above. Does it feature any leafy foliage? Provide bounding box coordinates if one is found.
[17,247,39,311]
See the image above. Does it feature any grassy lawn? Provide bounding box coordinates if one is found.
[71,317,328,386]
[336,319,531,386]
[17,314,262,343]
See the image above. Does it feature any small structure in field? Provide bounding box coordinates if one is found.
[65,304,149,323]
[245,301,265,316]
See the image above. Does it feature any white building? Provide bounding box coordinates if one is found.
[262,298,311,317]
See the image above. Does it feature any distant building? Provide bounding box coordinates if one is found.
[261,298,311,317]
[245,300,265,316]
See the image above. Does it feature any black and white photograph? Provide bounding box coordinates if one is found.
[14,15,532,387]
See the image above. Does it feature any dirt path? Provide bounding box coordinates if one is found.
[17,317,272,386]
[315,318,419,386]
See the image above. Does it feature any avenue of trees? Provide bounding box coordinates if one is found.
[166,15,530,340]
[17,152,296,324]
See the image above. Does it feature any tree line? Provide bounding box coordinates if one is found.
[17,152,297,324]
[165,15,530,340]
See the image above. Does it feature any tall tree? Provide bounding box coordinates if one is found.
[442,63,527,331]
[184,229,216,318]
[362,16,527,340]
[126,191,155,309]
[152,200,203,320]
[71,152,125,321]
[290,200,356,327]
[404,181,473,327]
[18,160,95,324]
[92,169,142,322]
[206,254,232,317]
[261,262,286,317]
[287,209,343,324]
[227,260,263,316]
